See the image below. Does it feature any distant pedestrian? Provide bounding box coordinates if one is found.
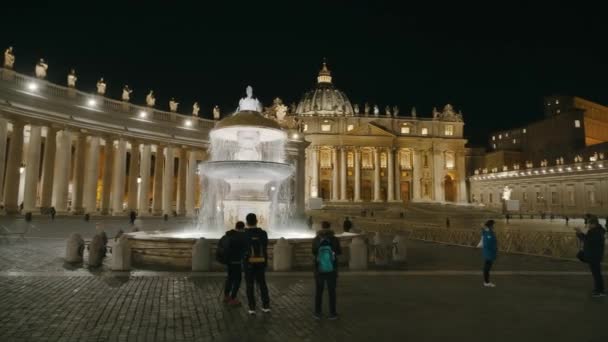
[550,214,554,222]
[343,216,352,233]
[307,216,313,230]
[244,213,270,315]
[477,220,497,288]
[575,217,606,297]
[50,207,56,220]
[370,211,374,217]
[445,217,450,228]
[565,216,569,226]
[312,221,342,320]
[129,210,137,225]
[218,221,248,306]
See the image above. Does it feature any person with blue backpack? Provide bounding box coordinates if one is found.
[312,221,342,320]
[243,213,270,315]
[477,220,498,287]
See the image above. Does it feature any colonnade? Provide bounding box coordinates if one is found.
[0,118,203,216]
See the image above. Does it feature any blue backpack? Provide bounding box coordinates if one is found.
[317,238,335,273]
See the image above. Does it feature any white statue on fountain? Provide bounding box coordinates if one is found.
[237,85,262,112]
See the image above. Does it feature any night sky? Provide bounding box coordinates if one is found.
[2,2,607,146]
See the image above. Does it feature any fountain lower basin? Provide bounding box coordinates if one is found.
[201,160,294,183]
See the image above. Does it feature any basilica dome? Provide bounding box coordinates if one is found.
[295,62,354,116]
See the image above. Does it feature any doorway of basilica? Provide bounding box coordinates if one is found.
[400,181,410,205]
[444,175,456,202]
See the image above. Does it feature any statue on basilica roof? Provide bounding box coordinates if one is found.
[169,98,179,112]
[237,85,262,112]
[354,104,360,115]
[393,105,399,116]
[411,106,417,118]
[122,85,133,102]
[3,46,15,69]
[96,78,106,95]
[436,104,463,122]
[385,105,391,117]
[432,107,440,119]
[67,68,77,88]
[373,105,379,116]
[35,58,48,79]
[192,102,200,116]
[364,102,370,116]
[213,105,221,120]
[146,90,156,107]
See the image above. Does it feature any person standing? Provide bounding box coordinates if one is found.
[222,221,248,306]
[477,220,497,287]
[307,215,313,231]
[565,216,569,226]
[312,221,342,320]
[129,210,137,225]
[343,216,352,233]
[244,213,270,314]
[575,217,606,297]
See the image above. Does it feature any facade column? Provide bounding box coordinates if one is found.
[339,147,347,201]
[71,133,86,213]
[412,149,421,201]
[111,138,127,215]
[162,146,175,216]
[310,147,319,198]
[51,129,72,212]
[23,125,42,212]
[100,138,114,215]
[373,147,381,202]
[83,136,101,214]
[3,121,24,213]
[433,147,444,202]
[457,151,467,203]
[387,147,395,202]
[0,118,8,201]
[127,141,140,211]
[152,145,164,215]
[331,147,338,201]
[176,148,187,215]
[354,148,361,202]
[39,126,57,209]
[185,149,197,217]
[394,148,402,201]
[138,144,151,215]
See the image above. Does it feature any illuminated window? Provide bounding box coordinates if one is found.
[347,124,354,131]
[556,109,561,114]
[347,152,354,167]
[574,120,580,128]
[492,136,495,141]
[380,152,387,168]
[444,125,454,136]
[362,150,373,169]
[399,150,412,169]
[498,134,502,139]
[401,125,410,134]
[321,124,331,132]
[556,99,559,104]
[421,127,428,135]
[303,124,308,132]
[513,139,517,144]
[522,128,526,134]
[320,150,332,168]
[493,144,496,149]
[444,151,455,169]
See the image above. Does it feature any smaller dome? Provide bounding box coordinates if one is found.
[295,62,354,116]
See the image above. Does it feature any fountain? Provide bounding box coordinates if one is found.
[127,87,357,269]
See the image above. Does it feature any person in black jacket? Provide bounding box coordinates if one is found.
[223,221,248,306]
[312,221,342,320]
[342,216,352,233]
[243,213,270,314]
[576,217,606,297]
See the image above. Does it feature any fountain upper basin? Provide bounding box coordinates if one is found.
[201,160,294,182]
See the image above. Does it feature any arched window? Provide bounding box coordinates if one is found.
[444,151,455,169]
[399,150,412,169]
[320,150,332,168]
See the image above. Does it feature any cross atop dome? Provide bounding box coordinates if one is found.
[317,59,332,84]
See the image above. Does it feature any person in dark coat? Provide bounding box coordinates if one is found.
[129,210,137,225]
[312,221,342,320]
[477,220,497,287]
[342,216,352,233]
[576,217,606,297]
[223,221,248,306]
[243,213,270,314]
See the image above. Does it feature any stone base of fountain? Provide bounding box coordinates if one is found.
[127,231,359,270]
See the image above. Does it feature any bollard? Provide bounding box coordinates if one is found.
[65,233,85,263]
[88,234,105,267]
[112,235,131,271]
[192,238,211,271]
[349,237,368,270]
[392,234,407,263]
[273,238,293,271]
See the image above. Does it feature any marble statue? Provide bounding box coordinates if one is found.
[146,90,156,107]
[122,85,133,102]
[169,98,179,112]
[274,98,288,122]
[192,102,200,116]
[385,105,391,116]
[364,102,370,115]
[411,107,417,118]
[237,85,262,112]
[354,104,360,115]
[432,107,440,119]
[67,69,77,88]
[600,153,605,160]
[3,46,15,69]
[35,58,48,79]
[502,186,512,201]
[373,105,379,116]
[393,105,399,116]
[213,105,220,120]
[96,78,106,95]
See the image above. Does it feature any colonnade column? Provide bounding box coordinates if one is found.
[339,147,347,201]
[52,129,72,212]
[387,147,395,202]
[23,125,42,213]
[310,147,319,198]
[152,145,164,215]
[111,138,127,215]
[331,148,338,201]
[71,133,86,213]
[83,136,101,214]
[354,148,361,202]
[138,144,151,215]
[127,141,140,211]
[373,147,381,202]
[162,146,174,216]
[3,121,24,213]
[100,138,114,214]
[412,150,421,201]
[0,118,8,200]
[39,126,57,209]
[394,148,402,201]
[185,149,197,217]
[176,148,187,215]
